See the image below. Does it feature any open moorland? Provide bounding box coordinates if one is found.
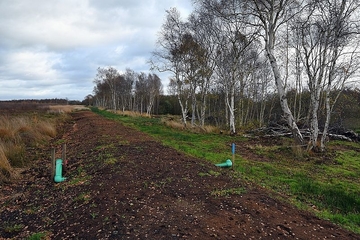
[0,107,359,239]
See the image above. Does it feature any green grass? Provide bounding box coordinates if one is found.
[92,108,360,234]
[198,170,221,177]
[27,232,49,240]
[3,222,24,233]
[211,187,246,197]
[73,192,91,203]
[65,167,92,186]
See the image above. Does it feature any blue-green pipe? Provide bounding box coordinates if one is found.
[215,159,233,168]
[54,159,66,183]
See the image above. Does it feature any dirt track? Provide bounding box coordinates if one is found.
[1,110,359,239]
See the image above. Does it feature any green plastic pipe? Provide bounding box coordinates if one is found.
[54,159,66,183]
[215,159,233,168]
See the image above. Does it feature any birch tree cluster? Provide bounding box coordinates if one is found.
[150,0,360,151]
[91,67,163,115]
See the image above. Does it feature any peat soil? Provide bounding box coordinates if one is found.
[0,110,359,239]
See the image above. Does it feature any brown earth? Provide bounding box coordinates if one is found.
[1,110,359,239]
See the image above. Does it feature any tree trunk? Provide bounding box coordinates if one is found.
[112,90,116,111]
[146,95,154,116]
[177,93,188,127]
[199,76,210,127]
[227,84,236,134]
[191,90,197,127]
[321,87,331,151]
[308,90,320,151]
[199,93,207,127]
[266,47,304,144]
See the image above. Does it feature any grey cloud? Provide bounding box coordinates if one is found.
[0,0,192,100]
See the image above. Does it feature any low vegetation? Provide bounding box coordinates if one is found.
[92,108,360,234]
[0,104,87,183]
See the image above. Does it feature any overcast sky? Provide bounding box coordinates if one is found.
[0,0,193,101]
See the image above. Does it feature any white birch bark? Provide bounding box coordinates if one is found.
[253,0,304,144]
[266,47,304,144]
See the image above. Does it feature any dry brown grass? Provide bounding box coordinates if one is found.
[0,142,20,182]
[0,143,12,182]
[162,119,185,130]
[188,125,221,134]
[0,114,59,182]
[115,110,151,118]
[47,105,88,114]
[161,117,220,134]
[0,103,85,182]
[202,125,219,134]
[35,120,57,138]
[0,127,13,142]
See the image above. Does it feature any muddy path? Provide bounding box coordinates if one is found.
[1,110,359,239]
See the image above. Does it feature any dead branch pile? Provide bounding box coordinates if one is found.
[246,124,359,142]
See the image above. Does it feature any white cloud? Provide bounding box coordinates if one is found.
[4,49,62,81]
[0,0,138,50]
[0,0,193,100]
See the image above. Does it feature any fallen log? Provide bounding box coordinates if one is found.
[247,127,356,142]
[328,134,353,142]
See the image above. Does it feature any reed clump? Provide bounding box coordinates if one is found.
[0,115,57,182]
[0,143,14,182]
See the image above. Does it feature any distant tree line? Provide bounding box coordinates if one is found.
[88,67,163,115]
[0,99,82,114]
[0,99,82,109]
[0,99,78,105]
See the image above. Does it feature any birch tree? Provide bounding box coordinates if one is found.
[297,0,360,151]
[117,70,134,112]
[135,72,147,114]
[146,73,163,116]
[124,69,137,111]
[176,33,201,126]
[188,11,217,127]
[150,8,190,126]
[93,81,110,108]
[197,0,257,134]
[320,0,360,150]
[249,0,305,144]
[93,66,120,111]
